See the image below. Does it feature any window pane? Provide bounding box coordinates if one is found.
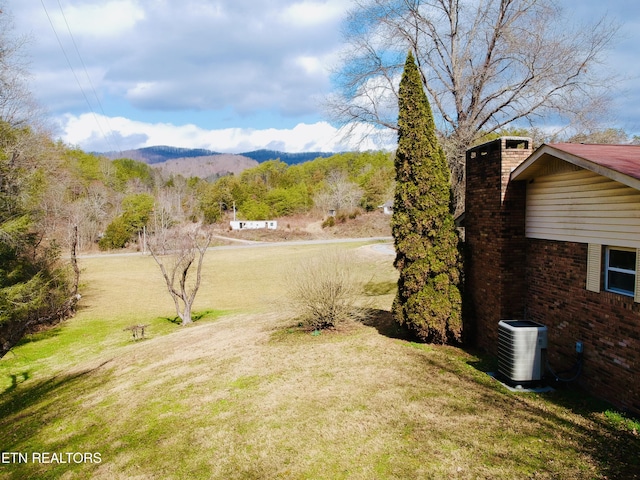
[607,271,635,295]
[608,249,636,271]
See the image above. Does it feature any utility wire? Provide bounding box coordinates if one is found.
[40,0,119,153]
[55,0,122,154]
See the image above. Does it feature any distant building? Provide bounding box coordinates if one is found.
[230,220,277,230]
[380,200,394,215]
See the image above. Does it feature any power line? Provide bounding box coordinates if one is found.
[40,0,121,153]
[55,0,122,153]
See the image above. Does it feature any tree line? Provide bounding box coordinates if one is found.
[0,116,396,352]
[0,138,397,254]
[0,123,80,357]
[197,151,394,225]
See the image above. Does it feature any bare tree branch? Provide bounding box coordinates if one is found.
[0,6,43,128]
[328,0,620,213]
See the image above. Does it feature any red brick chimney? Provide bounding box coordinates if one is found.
[464,137,532,352]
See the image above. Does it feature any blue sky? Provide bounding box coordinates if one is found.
[10,0,640,153]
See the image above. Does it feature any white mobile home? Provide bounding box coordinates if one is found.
[230,220,277,230]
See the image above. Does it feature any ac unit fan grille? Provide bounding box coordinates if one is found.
[497,320,547,383]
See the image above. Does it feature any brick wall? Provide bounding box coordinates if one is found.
[464,137,640,414]
[464,138,531,350]
[526,239,640,413]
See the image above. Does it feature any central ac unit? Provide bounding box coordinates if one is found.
[498,320,547,385]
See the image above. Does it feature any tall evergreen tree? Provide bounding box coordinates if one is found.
[391,51,461,343]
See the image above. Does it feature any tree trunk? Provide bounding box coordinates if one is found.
[180,301,192,325]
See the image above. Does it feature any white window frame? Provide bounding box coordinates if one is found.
[586,243,640,303]
[604,246,638,297]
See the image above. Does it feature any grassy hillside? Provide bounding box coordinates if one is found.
[1,243,639,479]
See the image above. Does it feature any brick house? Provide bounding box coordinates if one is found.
[464,137,640,414]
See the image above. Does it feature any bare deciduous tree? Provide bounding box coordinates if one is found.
[313,170,363,214]
[0,6,44,128]
[148,225,212,325]
[566,127,636,145]
[329,0,619,212]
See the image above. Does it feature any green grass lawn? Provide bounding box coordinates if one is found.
[1,242,639,479]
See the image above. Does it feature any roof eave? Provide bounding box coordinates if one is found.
[510,144,640,191]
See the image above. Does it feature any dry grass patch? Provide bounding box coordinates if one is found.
[0,242,394,392]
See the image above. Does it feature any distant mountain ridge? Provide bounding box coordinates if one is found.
[100,146,220,164]
[242,149,334,165]
[100,146,335,166]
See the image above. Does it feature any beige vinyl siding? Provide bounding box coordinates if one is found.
[526,169,640,249]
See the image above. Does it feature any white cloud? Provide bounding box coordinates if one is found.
[279,1,345,27]
[16,1,400,154]
[58,114,395,154]
[14,0,640,144]
[17,0,348,121]
[295,56,325,76]
[47,0,145,37]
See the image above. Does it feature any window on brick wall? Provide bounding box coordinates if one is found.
[587,244,640,301]
[605,247,636,296]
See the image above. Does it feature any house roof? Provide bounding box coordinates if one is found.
[510,143,640,190]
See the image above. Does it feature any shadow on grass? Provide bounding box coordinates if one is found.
[1,371,30,395]
[363,313,640,478]
[0,360,114,480]
[541,385,640,479]
[362,309,414,341]
[461,350,640,479]
[14,325,64,348]
[158,309,223,325]
[161,315,183,326]
[0,360,112,421]
[466,349,499,373]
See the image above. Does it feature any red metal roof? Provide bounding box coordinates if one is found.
[549,143,640,182]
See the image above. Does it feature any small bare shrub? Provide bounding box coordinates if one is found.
[286,250,368,330]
